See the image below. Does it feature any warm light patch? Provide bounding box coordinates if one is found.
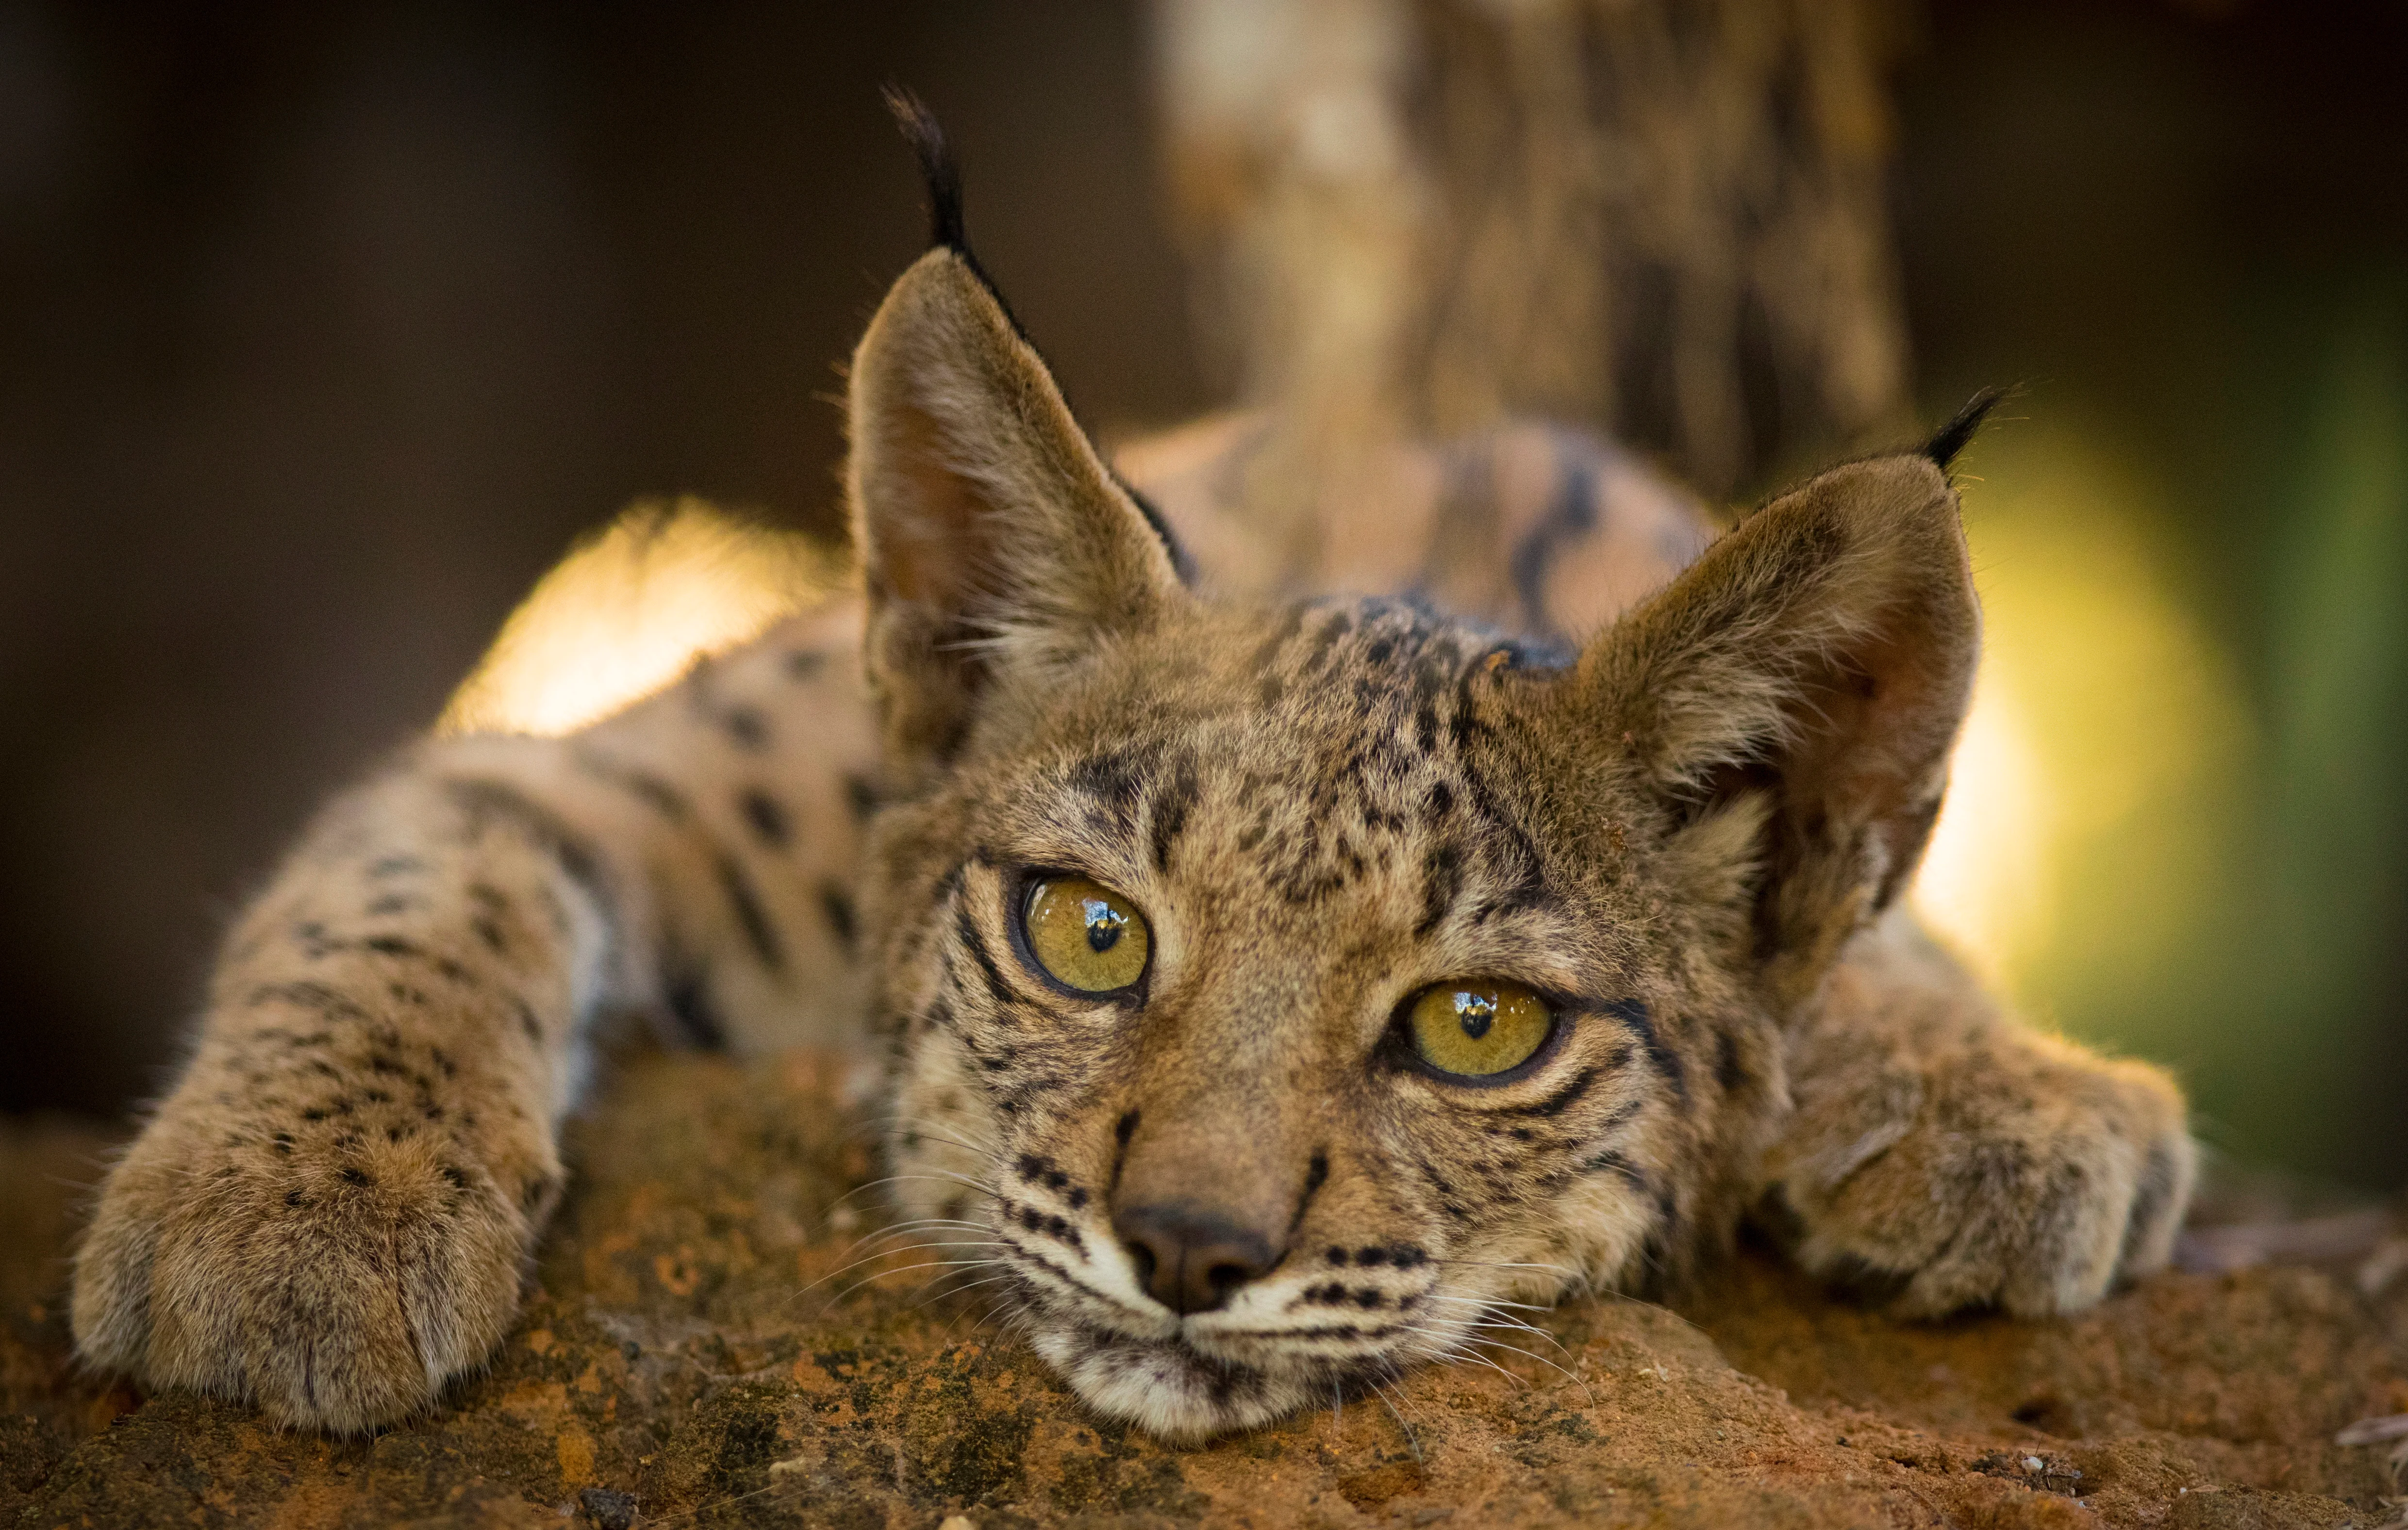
[439,499,849,738]
[1913,667,2051,988]
[1910,422,2253,1027]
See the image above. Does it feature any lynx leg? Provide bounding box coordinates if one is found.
[1760,910,2195,1317]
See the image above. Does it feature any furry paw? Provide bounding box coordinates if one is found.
[72,1091,545,1432]
[1764,1025,2195,1318]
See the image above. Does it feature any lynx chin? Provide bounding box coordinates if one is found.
[71,102,2192,1443]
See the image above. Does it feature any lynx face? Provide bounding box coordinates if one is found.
[866,594,1779,1438]
[846,218,1976,1433]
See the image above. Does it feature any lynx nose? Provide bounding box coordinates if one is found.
[1113,1202,1277,1315]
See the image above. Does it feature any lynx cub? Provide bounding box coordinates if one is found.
[73,113,2192,1442]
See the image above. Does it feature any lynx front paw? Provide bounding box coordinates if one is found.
[72,1099,546,1433]
[1765,1030,2195,1319]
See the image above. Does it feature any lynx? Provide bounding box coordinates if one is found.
[71,109,2192,1443]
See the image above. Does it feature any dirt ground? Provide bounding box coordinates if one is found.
[5,1049,2403,1529]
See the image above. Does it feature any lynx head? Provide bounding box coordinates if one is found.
[845,115,1980,1443]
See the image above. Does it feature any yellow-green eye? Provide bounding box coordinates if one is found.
[1407,982,1553,1078]
[1023,876,1151,993]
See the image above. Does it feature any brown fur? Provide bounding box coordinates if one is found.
[71,244,2191,1442]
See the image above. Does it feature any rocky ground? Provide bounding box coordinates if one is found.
[5,1049,2404,1529]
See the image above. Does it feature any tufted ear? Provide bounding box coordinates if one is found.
[1568,453,1980,1009]
[846,247,1188,779]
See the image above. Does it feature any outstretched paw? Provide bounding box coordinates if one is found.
[1765,1025,2194,1319]
[73,1093,546,1432]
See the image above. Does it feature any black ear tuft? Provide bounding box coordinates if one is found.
[1924,388,2004,471]
[882,86,966,255]
[881,86,1034,347]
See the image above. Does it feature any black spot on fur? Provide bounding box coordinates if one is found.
[842,773,880,823]
[818,882,858,951]
[784,648,826,681]
[714,854,785,971]
[739,790,791,848]
[664,963,731,1051]
[441,779,614,933]
[724,706,769,750]
[1069,748,1148,827]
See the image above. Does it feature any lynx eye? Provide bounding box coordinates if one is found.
[1407,981,1553,1078]
[1022,876,1151,994]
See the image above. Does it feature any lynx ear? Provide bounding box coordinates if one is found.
[1572,455,1979,1007]
[847,247,1188,775]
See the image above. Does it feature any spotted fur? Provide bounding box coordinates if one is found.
[72,177,2191,1444]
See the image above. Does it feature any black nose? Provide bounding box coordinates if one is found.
[1113,1202,1277,1315]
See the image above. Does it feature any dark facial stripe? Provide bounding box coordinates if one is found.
[1148,757,1199,873]
[1414,842,1462,938]
[1504,1065,1599,1119]
[953,895,1019,1011]
[1607,999,1687,1104]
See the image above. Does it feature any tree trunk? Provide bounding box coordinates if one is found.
[1151,0,1910,524]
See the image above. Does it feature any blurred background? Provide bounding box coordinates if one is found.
[0,1,2400,1193]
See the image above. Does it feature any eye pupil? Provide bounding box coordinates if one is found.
[1406,980,1551,1079]
[1023,877,1150,994]
[1454,991,1495,1040]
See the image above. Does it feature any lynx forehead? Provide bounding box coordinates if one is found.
[68,104,2193,1440]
